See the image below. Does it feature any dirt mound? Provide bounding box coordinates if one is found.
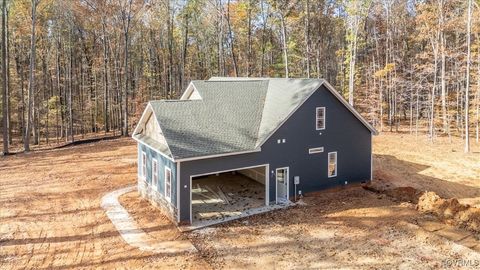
[365,183,480,233]
[363,184,422,203]
[418,192,480,233]
[385,187,422,203]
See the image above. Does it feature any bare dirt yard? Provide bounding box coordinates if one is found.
[374,133,480,206]
[1,133,479,269]
[0,138,210,269]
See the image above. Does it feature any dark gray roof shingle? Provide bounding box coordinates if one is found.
[134,77,375,160]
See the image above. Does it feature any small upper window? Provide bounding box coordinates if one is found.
[152,159,158,188]
[165,167,172,202]
[316,107,325,130]
[142,152,147,177]
[328,152,337,178]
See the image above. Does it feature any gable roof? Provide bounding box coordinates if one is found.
[133,77,377,161]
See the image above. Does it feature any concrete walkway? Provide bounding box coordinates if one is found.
[101,186,196,253]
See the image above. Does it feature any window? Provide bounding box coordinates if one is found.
[328,152,337,178]
[316,107,326,130]
[141,152,147,178]
[309,147,324,154]
[165,167,172,202]
[152,159,158,189]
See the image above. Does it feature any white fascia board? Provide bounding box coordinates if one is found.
[132,135,176,162]
[180,82,201,100]
[132,102,153,137]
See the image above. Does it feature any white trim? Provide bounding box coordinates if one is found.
[132,102,153,136]
[180,82,201,100]
[188,164,269,224]
[176,148,261,162]
[152,158,158,189]
[165,167,172,202]
[370,135,373,181]
[141,151,147,178]
[327,152,337,178]
[275,167,289,203]
[316,107,326,130]
[308,147,324,154]
[132,135,175,162]
[131,103,175,159]
[265,165,270,205]
[176,162,181,222]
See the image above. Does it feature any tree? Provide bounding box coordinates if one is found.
[24,0,40,152]
[465,0,472,153]
[345,0,371,106]
[1,0,7,155]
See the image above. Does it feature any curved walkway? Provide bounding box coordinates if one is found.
[101,186,196,253]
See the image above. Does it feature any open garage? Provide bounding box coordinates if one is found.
[190,165,269,227]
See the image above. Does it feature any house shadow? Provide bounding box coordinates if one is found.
[373,154,480,203]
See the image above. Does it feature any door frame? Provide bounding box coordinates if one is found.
[275,167,289,204]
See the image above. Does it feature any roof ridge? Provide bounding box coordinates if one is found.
[149,99,200,103]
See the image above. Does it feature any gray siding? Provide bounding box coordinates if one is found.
[178,85,372,222]
[138,143,178,208]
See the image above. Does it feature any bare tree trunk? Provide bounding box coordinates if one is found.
[304,0,310,78]
[439,0,447,134]
[465,0,472,152]
[260,0,268,77]
[280,13,289,78]
[181,13,189,88]
[476,43,480,143]
[226,0,238,77]
[68,29,73,142]
[102,18,109,133]
[15,43,26,143]
[429,36,439,142]
[121,0,132,137]
[246,0,252,77]
[6,6,10,145]
[25,0,38,152]
[1,0,7,154]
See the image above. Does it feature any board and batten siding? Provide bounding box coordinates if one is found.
[138,142,178,209]
[178,84,372,222]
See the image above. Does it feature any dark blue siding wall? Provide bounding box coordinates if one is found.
[138,143,177,208]
[178,85,372,222]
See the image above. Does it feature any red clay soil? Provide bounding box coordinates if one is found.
[0,138,210,269]
[418,192,480,233]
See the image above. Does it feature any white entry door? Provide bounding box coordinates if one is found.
[276,167,289,203]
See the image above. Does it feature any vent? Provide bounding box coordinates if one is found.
[308,147,324,154]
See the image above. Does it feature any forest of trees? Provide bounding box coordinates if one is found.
[0,0,479,154]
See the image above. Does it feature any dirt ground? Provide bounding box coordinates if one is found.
[1,133,480,269]
[374,132,480,206]
[0,138,209,269]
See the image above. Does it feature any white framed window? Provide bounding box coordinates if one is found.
[316,107,326,130]
[328,152,337,178]
[141,152,147,178]
[152,159,158,189]
[165,167,172,202]
[309,147,324,154]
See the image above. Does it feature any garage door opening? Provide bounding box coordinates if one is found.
[190,165,269,227]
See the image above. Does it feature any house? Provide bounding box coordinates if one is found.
[132,77,377,226]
